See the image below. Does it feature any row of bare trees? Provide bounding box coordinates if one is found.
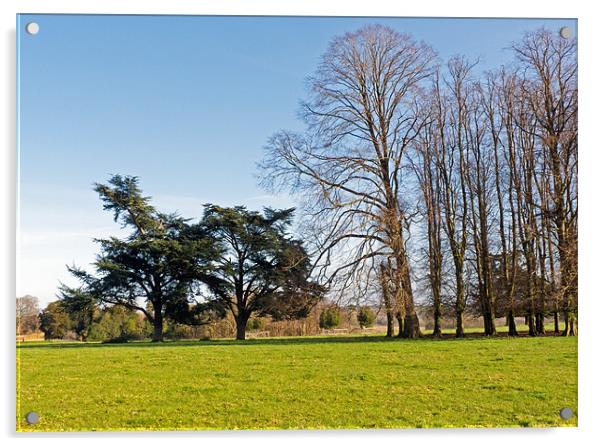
[260,25,577,338]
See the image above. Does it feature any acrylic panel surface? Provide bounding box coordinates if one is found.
[16,14,578,431]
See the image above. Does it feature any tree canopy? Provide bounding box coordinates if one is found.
[63,175,223,341]
[61,176,322,341]
[39,301,71,340]
[200,205,325,339]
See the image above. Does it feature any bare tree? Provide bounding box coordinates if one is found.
[492,69,521,336]
[463,79,498,336]
[512,29,577,336]
[412,119,444,336]
[16,295,40,335]
[260,25,436,337]
[429,59,473,337]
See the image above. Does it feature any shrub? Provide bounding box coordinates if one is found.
[357,306,376,329]
[247,317,265,331]
[88,306,149,342]
[319,307,341,329]
[164,323,209,340]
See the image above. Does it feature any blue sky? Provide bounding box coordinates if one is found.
[16,15,576,305]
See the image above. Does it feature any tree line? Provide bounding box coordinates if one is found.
[259,25,577,338]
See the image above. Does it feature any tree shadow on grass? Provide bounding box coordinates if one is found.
[17,335,392,350]
[15,331,547,350]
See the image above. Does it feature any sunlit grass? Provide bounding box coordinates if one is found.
[17,335,577,431]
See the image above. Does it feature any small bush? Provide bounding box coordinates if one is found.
[247,318,265,331]
[319,307,341,329]
[165,323,194,340]
[357,306,376,329]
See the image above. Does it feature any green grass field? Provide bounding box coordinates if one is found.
[16,335,577,431]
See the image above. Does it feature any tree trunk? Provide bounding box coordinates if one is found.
[507,310,518,337]
[553,311,559,334]
[385,312,395,337]
[151,301,163,342]
[455,272,465,337]
[482,302,496,336]
[396,312,404,337]
[562,311,577,336]
[526,259,537,337]
[480,269,496,337]
[400,268,421,339]
[403,312,421,338]
[455,309,465,338]
[433,306,442,337]
[380,262,396,338]
[535,313,545,335]
[526,311,535,337]
[235,313,250,340]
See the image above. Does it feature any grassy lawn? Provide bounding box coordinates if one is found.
[16,335,577,431]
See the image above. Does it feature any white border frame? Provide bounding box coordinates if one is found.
[3,1,600,445]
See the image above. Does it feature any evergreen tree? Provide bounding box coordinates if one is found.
[200,205,324,340]
[64,175,221,342]
[357,306,376,329]
[39,301,71,340]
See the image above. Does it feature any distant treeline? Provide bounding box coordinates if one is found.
[18,295,381,342]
